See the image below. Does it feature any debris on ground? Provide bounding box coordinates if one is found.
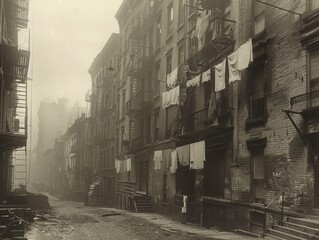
[101,212,121,217]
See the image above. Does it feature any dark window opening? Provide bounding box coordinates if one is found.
[247,62,266,122]
[251,147,264,203]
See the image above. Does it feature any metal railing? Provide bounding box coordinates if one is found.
[207,17,236,42]
[263,191,285,238]
[126,99,138,115]
[135,90,153,106]
[182,108,211,133]
[290,89,319,106]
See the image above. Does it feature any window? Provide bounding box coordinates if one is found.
[122,90,126,119]
[178,43,185,66]
[247,63,265,121]
[166,51,172,77]
[310,51,319,107]
[167,3,173,35]
[148,26,154,56]
[117,95,120,120]
[111,148,114,168]
[154,61,161,96]
[156,14,161,48]
[188,0,195,16]
[145,116,151,144]
[252,148,264,203]
[154,111,159,141]
[253,0,265,35]
[309,0,319,11]
[178,0,184,26]
[116,129,119,153]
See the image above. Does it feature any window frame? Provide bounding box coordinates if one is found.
[252,0,265,36]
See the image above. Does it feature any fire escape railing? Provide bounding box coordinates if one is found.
[290,89,319,106]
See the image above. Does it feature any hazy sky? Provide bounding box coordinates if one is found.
[31,0,123,107]
[30,0,123,147]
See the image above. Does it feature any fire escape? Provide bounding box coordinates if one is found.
[168,3,235,149]
[126,0,154,152]
[1,0,30,189]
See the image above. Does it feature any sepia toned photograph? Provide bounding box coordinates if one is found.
[0,0,318,239]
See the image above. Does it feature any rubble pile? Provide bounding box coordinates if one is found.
[26,193,50,210]
[0,208,34,240]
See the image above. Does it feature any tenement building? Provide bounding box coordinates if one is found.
[0,0,30,196]
[88,33,119,206]
[88,0,319,237]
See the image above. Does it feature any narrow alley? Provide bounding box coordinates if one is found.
[2,0,319,239]
[26,194,258,240]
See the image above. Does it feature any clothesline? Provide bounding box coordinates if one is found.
[153,140,206,172]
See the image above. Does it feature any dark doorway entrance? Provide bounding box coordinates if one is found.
[204,150,225,198]
[138,161,148,193]
[176,164,195,195]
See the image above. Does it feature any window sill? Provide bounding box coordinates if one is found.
[177,22,184,32]
[252,29,266,43]
[188,12,196,20]
[302,8,319,21]
[153,94,160,100]
[166,34,173,43]
[154,46,161,55]
[245,117,266,129]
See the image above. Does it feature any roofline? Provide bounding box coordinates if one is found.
[88,33,119,77]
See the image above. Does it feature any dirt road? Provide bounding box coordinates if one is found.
[26,196,193,240]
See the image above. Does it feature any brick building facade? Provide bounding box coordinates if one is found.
[87,0,319,236]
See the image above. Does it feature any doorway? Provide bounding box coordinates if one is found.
[138,161,148,193]
[176,165,195,195]
[204,150,225,198]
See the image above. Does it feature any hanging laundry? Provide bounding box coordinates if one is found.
[202,68,211,83]
[228,49,241,83]
[186,74,201,88]
[238,38,253,71]
[162,91,172,109]
[171,86,180,105]
[167,67,178,88]
[162,92,168,110]
[120,160,127,173]
[197,13,210,50]
[153,151,163,170]
[170,149,178,174]
[115,159,121,173]
[162,86,180,109]
[162,149,172,171]
[126,158,132,172]
[190,141,206,170]
[177,144,190,166]
[215,58,226,92]
[208,91,216,121]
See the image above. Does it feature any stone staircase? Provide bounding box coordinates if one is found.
[134,195,153,213]
[88,180,101,206]
[267,216,319,240]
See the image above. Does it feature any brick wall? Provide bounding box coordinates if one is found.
[234,0,312,209]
